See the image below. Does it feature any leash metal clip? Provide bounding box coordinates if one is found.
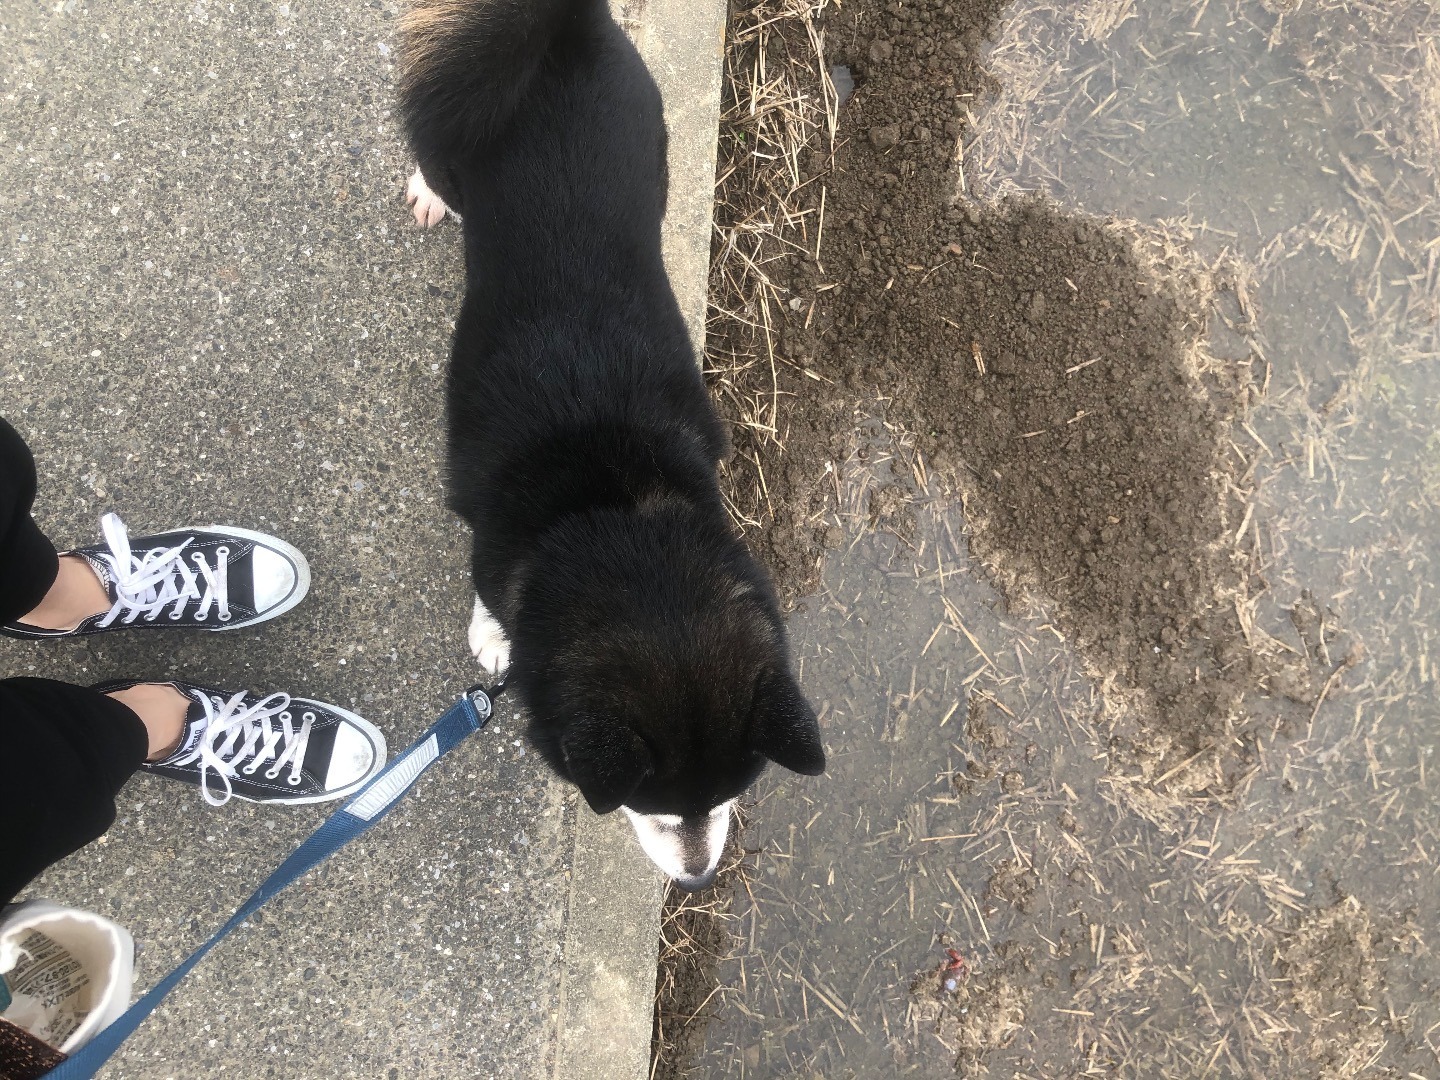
[464,677,506,721]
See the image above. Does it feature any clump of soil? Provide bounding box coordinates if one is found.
[964,695,1009,749]
[1278,898,1389,1078]
[909,942,1027,1077]
[834,195,1264,762]
[1283,899,1381,1017]
[984,859,1038,914]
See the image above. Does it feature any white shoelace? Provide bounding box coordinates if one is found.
[171,690,316,806]
[92,512,231,627]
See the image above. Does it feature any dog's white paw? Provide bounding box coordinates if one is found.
[406,167,451,228]
[468,596,511,675]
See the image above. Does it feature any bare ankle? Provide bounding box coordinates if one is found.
[21,555,110,631]
[107,683,191,761]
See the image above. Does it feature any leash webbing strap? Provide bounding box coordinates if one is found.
[45,685,498,1080]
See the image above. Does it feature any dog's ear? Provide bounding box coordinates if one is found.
[561,715,654,815]
[752,671,826,776]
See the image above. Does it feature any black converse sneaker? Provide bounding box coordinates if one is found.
[95,679,388,806]
[1,512,310,639]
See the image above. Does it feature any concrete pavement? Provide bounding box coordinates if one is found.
[0,0,725,1076]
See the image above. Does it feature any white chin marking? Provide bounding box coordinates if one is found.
[467,596,511,675]
[622,801,733,887]
[406,167,452,228]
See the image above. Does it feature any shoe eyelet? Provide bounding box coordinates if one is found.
[145,613,159,622]
[287,775,302,786]
[219,611,232,622]
[169,611,184,620]
[216,546,229,558]
[303,712,316,723]
[280,711,292,723]
[264,768,282,780]
[242,763,260,774]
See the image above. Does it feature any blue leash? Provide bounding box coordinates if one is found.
[45,683,501,1080]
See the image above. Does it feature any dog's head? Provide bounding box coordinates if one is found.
[513,504,825,890]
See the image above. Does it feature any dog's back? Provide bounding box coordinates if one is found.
[400,0,724,586]
[397,0,824,891]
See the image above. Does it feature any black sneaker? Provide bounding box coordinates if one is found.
[95,679,388,806]
[1,513,310,639]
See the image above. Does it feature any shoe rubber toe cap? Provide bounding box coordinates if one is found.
[325,722,381,791]
[251,547,299,613]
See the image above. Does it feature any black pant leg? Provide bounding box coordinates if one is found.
[0,418,146,904]
[0,417,59,624]
[0,679,148,907]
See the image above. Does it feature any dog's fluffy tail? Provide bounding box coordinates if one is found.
[397,0,597,158]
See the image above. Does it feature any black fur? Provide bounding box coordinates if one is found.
[398,0,825,826]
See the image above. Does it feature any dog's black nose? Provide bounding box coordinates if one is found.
[674,866,719,892]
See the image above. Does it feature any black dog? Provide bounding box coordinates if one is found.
[396,0,825,889]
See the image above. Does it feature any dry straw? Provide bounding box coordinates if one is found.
[707,0,837,531]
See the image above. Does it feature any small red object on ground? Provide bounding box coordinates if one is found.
[940,948,970,989]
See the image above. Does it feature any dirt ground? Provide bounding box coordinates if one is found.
[654,0,1438,1076]
[712,0,1332,798]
